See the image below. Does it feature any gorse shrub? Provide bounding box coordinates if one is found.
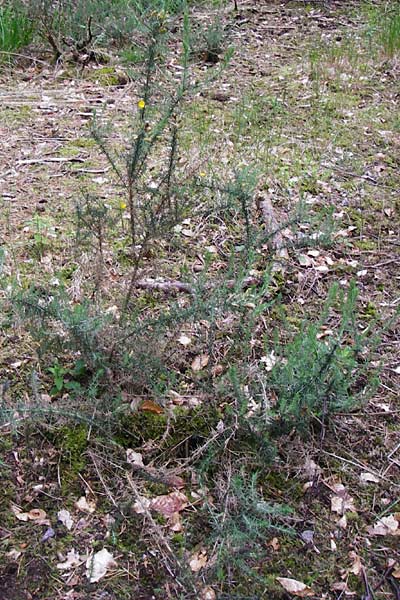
[18,0,189,58]
[198,472,293,594]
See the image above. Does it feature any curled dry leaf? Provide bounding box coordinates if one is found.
[27,509,46,521]
[367,514,400,536]
[177,334,192,346]
[199,586,216,600]
[349,551,363,576]
[58,509,73,531]
[276,577,314,597]
[12,505,48,523]
[75,496,96,514]
[57,549,83,571]
[150,491,188,517]
[268,537,280,551]
[126,449,144,467]
[330,484,357,515]
[360,472,380,484]
[86,548,117,583]
[189,549,208,573]
[140,399,164,414]
[191,354,209,372]
[132,496,151,514]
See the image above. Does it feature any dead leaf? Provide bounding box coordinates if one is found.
[303,458,322,479]
[26,508,46,521]
[12,506,48,523]
[58,509,74,531]
[189,549,208,572]
[367,514,400,536]
[331,581,356,595]
[140,399,164,414]
[392,564,400,579]
[337,515,347,529]
[7,548,23,559]
[199,587,216,600]
[268,537,280,551]
[75,496,96,514]
[162,474,185,489]
[168,512,183,532]
[191,354,209,372]
[276,577,314,597]
[57,549,83,571]
[132,496,151,514]
[330,484,357,515]
[177,334,192,346]
[360,472,380,484]
[86,548,117,583]
[298,254,312,267]
[126,449,144,467]
[349,551,362,576]
[11,505,29,522]
[150,491,188,517]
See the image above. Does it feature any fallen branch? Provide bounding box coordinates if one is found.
[134,275,262,295]
[135,278,194,295]
[17,157,86,166]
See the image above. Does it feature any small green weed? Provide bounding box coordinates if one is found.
[47,358,87,396]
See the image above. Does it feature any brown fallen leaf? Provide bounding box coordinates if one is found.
[366,514,400,536]
[191,354,209,372]
[12,506,48,523]
[126,449,144,467]
[189,549,208,573]
[330,484,357,515]
[86,548,117,583]
[199,586,216,600]
[140,399,164,414]
[348,551,362,576]
[150,491,188,517]
[168,511,183,532]
[75,496,96,514]
[360,472,380,484]
[276,577,314,597]
[268,537,280,551]
[57,549,83,571]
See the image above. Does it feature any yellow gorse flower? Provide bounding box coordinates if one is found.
[138,99,145,110]
[119,201,127,210]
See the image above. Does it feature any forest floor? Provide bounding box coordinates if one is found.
[0,1,399,599]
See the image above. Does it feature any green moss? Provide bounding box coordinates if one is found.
[362,301,377,319]
[53,425,88,491]
[114,405,222,454]
[354,239,377,251]
[87,66,127,86]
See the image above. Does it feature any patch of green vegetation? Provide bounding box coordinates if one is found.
[0,5,34,54]
[87,66,127,86]
[53,424,88,490]
[114,404,222,454]
[0,105,33,124]
[354,239,377,251]
[362,301,378,319]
